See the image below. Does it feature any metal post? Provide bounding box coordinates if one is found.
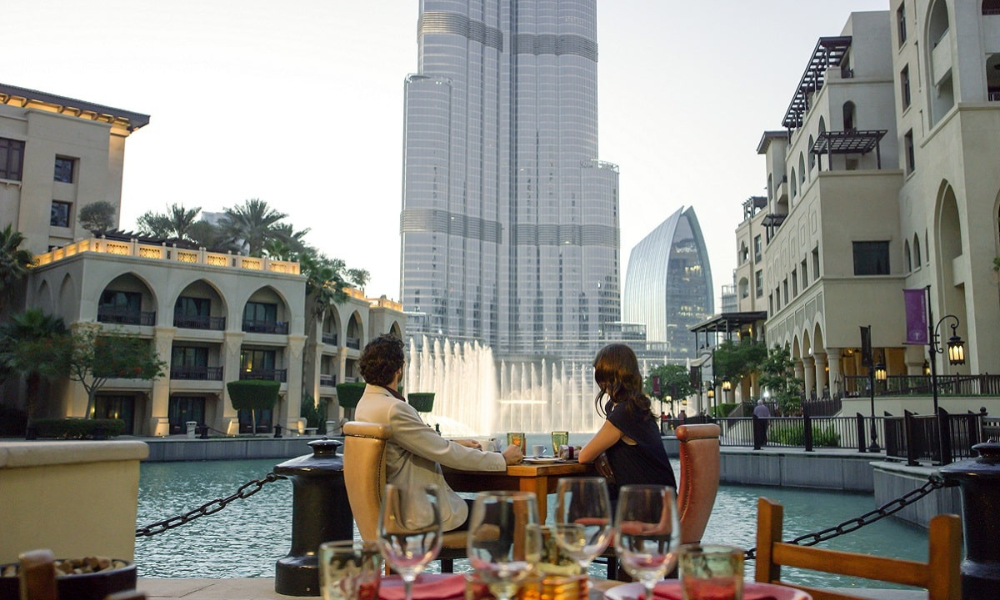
[926,285,945,465]
[868,364,880,452]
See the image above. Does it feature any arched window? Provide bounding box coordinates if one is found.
[930,1,950,47]
[985,0,1000,15]
[798,154,806,185]
[843,102,856,131]
[904,240,912,272]
[818,117,826,134]
[808,136,815,170]
[790,169,797,198]
[913,233,922,266]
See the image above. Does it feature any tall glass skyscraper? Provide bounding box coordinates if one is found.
[400,0,620,357]
[623,206,714,363]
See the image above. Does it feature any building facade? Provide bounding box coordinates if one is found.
[623,206,714,364]
[1,83,404,436]
[399,0,621,357]
[739,3,1000,402]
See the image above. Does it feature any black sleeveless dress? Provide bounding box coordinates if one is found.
[604,400,678,503]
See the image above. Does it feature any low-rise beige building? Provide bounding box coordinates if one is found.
[1,83,404,436]
[733,3,1000,404]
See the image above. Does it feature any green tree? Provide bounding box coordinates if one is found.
[0,310,69,420]
[758,343,804,415]
[0,225,34,313]
[66,327,167,418]
[644,364,695,415]
[78,201,117,233]
[136,203,203,240]
[221,198,287,256]
[713,338,767,383]
[227,380,280,435]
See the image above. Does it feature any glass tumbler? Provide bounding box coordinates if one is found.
[551,431,569,456]
[678,544,744,600]
[318,539,382,600]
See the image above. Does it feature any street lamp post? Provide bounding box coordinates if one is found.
[868,354,886,453]
[925,286,966,465]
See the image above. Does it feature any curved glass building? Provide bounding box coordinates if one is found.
[400,0,620,357]
[623,206,713,362]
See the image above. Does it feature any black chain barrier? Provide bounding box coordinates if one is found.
[135,472,287,537]
[744,473,952,560]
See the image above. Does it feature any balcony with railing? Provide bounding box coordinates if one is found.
[34,236,300,275]
[843,373,1000,397]
[97,308,156,326]
[321,332,338,345]
[242,320,289,335]
[170,365,224,381]
[345,337,361,350]
[239,369,287,382]
[174,315,227,330]
[319,374,336,388]
[989,90,1000,102]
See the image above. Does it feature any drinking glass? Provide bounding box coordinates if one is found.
[551,431,569,455]
[614,485,680,600]
[678,544,744,600]
[507,432,527,454]
[467,490,540,600]
[377,483,443,600]
[553,477,613,572]
[524,524,583,577]
[318,539,382,600]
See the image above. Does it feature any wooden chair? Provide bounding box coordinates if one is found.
[754,497,962,600]
[603,423,722,577]
[342,421,466,572]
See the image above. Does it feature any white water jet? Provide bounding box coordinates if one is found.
[404,336,603,436]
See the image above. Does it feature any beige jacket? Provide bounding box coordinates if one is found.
[355,384,506,531]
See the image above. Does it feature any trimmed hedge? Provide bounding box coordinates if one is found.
[336,382,366,409]
[408,392,435,413]
[31,418,125,439]
[227,380,280,411]
[0,406,28,437]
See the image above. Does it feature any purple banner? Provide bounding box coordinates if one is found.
[903,289,928,345]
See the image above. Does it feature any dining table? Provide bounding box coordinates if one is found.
[443,459,596,520]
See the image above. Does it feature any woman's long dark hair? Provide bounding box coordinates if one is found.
[592,343,653,422]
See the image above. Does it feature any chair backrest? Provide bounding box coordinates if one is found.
[675,423,721,544]
[342,421,392,542]
[755,497,962,600]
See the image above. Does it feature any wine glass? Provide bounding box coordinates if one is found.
[614,484,680,600]
[376,483,444,600]
[553,477,613,571]
[467,491,540,600]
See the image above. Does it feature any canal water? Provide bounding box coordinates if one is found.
[135,454,930,590]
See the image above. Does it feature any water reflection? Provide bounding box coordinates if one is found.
[136,458,928,590]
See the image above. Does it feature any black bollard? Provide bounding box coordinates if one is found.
[940,441,1000,600]
[273,439,353,596]
[274,424,283,438]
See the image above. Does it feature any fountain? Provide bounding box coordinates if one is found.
[404,336,604,436]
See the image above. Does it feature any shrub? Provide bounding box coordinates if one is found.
[301,393,326,430]
[711,402,739,418]
[0,405,28,437]
[773,423,841,447]
[408,392,435,413]
[336,382,366,409]
[31,418,125,439]
[227,380,280,412]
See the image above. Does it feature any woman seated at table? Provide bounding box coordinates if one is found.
[578,343,677,503]
[355,334,523,531]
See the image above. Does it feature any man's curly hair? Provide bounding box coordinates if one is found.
[359,334,405,386]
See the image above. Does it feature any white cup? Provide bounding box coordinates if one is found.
[531,444,546,457]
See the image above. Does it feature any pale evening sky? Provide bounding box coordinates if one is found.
[6,0,888,309]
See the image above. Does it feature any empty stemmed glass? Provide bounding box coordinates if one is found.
[377,483,444,600]
[614,485,680,600]
[553,477,614,572]
[467,491,540,600]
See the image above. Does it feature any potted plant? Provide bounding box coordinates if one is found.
[407,392,435,413]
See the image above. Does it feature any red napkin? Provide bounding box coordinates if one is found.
[653,580,778,600]
[378,573,466,600]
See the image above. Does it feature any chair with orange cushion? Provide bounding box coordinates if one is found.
[755,496,962,600]
[602,422,722,577]
[342,421,466,573]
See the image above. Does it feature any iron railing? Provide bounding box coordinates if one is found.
[321,332,337,345]
[242,320,289,334]
[843,374,1000,397]
[170,365,224,381]
[97,308,156,326]
[173,315,226,330]
[319,374,336,387]
[239,369,287,382]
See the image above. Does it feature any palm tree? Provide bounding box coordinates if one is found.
[270,222,310,254]
[221,198,287,257]
[0,309,69,420]
[136,204,202,240]
[0,225,34,313]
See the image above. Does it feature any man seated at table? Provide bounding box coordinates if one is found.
[355,334,523,531]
